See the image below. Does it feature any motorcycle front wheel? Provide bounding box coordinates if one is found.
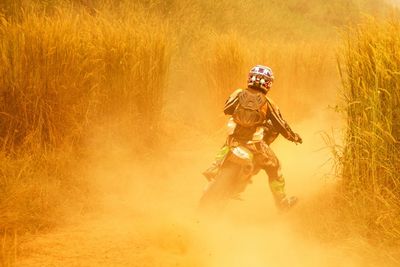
[198,161,242,215]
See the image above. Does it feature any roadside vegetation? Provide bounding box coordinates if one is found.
[296,15,400,266]
[337,15,400,246]
[0,3,170,265]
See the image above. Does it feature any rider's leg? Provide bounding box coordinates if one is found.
[261,145,298,210]
[263,152,286,205]
[202,145,230,181]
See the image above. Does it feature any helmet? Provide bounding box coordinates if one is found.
[247,65,274,93]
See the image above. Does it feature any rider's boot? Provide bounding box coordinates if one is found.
[269,176,298,211]
[277,196,298,211]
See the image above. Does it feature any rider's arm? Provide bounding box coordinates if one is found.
[224,89,242,115]
[266,99,302,143]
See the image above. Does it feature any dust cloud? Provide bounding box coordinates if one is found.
[16,99,380,267]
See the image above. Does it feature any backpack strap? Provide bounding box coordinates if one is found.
[224,88,243,115]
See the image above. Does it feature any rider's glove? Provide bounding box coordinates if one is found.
[293,133,303,144]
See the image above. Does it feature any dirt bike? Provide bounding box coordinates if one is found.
[198,144,255,215]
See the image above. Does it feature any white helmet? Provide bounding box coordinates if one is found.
[247,65,274,93]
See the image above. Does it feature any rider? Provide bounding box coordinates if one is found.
[203,65,302,211]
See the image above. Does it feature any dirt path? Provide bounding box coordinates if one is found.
[15,204,368,267]
[15,115,377,267]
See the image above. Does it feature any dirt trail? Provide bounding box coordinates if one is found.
[15,112,373,267]
[15,207,365,267]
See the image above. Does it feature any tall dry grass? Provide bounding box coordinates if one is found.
[255,40,336,119]
[336,16,400,244]
[0,3,171,264]
[201,32,250,115]
[0,10,99,152]
[0,6,170,152]
[294,17,400,263]
[140,0,388,131]
[199,33,336,124]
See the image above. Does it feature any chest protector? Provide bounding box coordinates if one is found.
[232,89,267,128]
